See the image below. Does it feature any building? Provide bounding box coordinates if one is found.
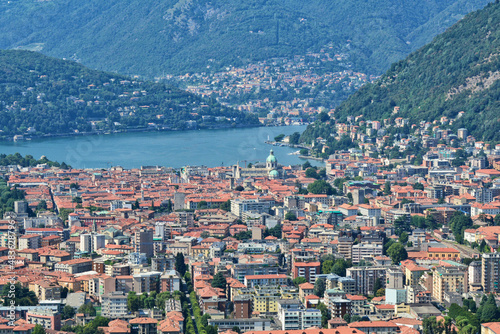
[80,233,105,253]
[232,150,284,180]
[26,309,61,330]
[293,262,321,283]
[432,267,465,302]
[427,247,460,261]
[134,229,154,258]
[160,270,181,293]
[133,272,161,294]
[234,295,252,319]
[482,253,500,293]
[328,298,352,319]
[277,300,321,330]
[346,267,390,295]
[385,269,406,305]
[482,322,500,334]
[54,259,93,274]
[231,198,274,218]
[348,321,399,334]
[208,318,272,332]
[468,261,482,290]
[130,317,157,334]
[18,235,41,250]
[351,243,383,264]
[101,291,128,318]
[244,274,288,288]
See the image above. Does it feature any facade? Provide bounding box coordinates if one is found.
[293,262,321,284]
[231,199,274,218]
[244,274,288,288]
[134,229,154,258]
[208,318,272,331]
[432,267,465,302]
[26,309,61,330]
[54,259,93,274]
[101,291,128,318]
[277,299,321,330]
[482,253,500,293]
[346,267,389,295]
[130,317,157,334]
[351,243,383,264]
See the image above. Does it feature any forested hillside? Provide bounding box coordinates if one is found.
[303,0,500,142]
[0,0,492,77]
[0,50,258,139]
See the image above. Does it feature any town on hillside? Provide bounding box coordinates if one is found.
[0,121,500,334]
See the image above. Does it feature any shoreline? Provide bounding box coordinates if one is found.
[5,123,306,143]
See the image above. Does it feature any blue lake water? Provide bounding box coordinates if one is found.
[0,126,321,169]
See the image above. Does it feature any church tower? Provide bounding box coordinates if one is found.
[266,150,278,170]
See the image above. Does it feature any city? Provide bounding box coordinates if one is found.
[0,115,500,334]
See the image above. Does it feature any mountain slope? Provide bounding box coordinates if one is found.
[318,0,500,142]
[0,0,492,77]
[0,50,258,139]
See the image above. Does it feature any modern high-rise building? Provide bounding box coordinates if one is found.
[80,233,105,253]
[482,253,500,293]
[134,228,154,258]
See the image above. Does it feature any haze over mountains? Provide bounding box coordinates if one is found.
[0,0,493,77]
[301,0,500,145]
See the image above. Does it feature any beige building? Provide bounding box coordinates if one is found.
[432,266,465,302]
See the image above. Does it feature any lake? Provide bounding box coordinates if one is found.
[0,126,321,169]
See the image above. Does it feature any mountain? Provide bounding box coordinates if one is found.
[0,50,258,139]
[303,0,500,142]
[0,0,492,77]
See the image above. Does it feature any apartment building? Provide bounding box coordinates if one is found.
[102,291,128,318]
[433,266,465,302]
[293,262,321,284]
[482,253,500,293]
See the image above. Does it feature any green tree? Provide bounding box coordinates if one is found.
[307,180,336,195]
[313,278,326,298]
[62,305,76,319]
[289,132,301,145]
[343,313,351,323]
[423,316,444,334]
[387,243,408,264]
[220,200,231,212]
[399,231,409,244]
[127,292,140,313]
[1,283,38,306]
[211,272,227,292]
[285,212,297,221]
[78,302,96,316]
[412,182,424,190]
[32,325,46,334]
[376,288,385,297]
[331,258,351,276]
[274,134,285,142]
[322,260,334,274]
[175,253,186,276]
[373,278,383,294]
[383,181,392,195]
[317,302,330,328]
[36,200,48,211]
[293,277,307,287]
[305,168,320,179]
[449,212,473,244]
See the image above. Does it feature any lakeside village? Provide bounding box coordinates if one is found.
[3,113,500,334]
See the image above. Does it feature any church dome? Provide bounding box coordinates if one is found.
[269,169,279,178]
[266,150,277,163]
